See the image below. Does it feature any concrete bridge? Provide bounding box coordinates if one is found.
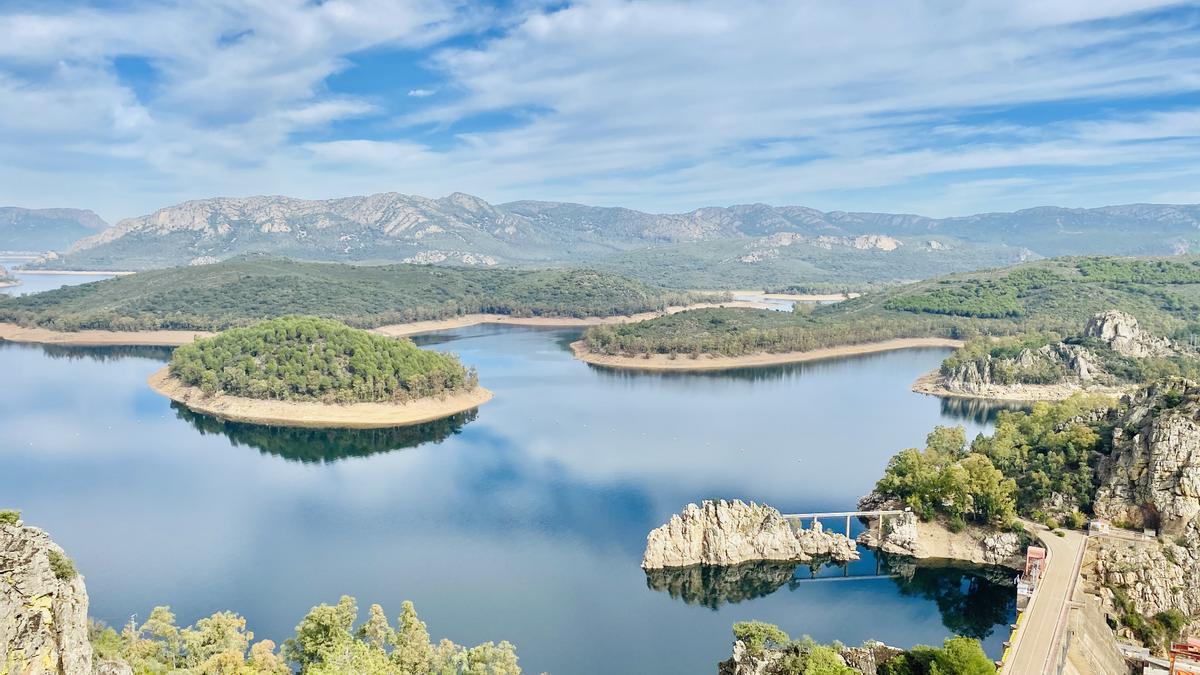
[782,509,907,538]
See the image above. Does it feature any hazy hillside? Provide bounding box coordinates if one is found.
[29,193,1200,288]
[0,207,108,252]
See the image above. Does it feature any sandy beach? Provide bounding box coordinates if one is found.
[571,337,964,371]
[15,269,135,276]
[0,322,214,346]
[910,368,1129,402]
[147,367,493,428]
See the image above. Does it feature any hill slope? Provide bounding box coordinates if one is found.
[36,192,1200,286]
[0,256,705,331]
[0,207,108,252]
[582,256,1200,357]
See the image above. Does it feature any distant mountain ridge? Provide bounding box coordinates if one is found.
[23,192,1200,287]
[0,207,108,252]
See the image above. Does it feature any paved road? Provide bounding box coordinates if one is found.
[1001,525,1087,675]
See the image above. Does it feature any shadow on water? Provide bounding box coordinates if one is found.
[0,340,173,362]
[170,404,478,463]
[645,553,1016,640]
[937,397,1032,426]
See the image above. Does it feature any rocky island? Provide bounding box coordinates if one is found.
[914,309,1198,401]
[149,316,491,428]
[642,500,858,569]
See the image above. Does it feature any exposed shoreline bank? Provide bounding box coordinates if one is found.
[910,368,1132,402]
[147,366,493,428]
[0,301,773,346]
[15,269,135,276]
[571,337,964,371]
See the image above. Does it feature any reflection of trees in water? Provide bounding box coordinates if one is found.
[644,554,1015,638]
[172,404,477,463]
[881,554,1016,640]
[644,561,800,609]
[0,341,173,363]
[938,397,1031,425]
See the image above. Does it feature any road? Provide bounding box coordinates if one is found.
[1001,525,1088,675]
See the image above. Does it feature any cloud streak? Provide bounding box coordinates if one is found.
[0,0,1198,220]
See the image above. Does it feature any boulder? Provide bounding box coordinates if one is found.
[1085,310,1176,358]
[641,500,858,570]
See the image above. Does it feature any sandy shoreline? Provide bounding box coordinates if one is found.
[0,301,773,346]
[571,337,964,371]
[14,269,135,276]
[147,367,493,429]
[724,290,861,302]
[910,368,1130,402]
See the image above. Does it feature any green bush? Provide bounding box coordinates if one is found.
[48,549,76,581]
[947,516,966,533]
[0,510,19,526]
[732,621,790,657]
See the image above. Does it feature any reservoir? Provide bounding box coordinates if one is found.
[0,325,1017,674]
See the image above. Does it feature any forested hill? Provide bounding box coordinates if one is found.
[582,256,1200,358]
[0,257,707,331]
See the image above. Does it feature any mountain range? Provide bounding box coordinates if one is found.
[0,207,108,252]
[15,192,1200,288]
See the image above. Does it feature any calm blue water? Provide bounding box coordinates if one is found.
[0,326,1017,674]
[0,256,117,295]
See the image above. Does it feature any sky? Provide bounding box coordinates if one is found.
[1,0,1199,223]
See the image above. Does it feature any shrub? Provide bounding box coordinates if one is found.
[947,515,966,533]
[48,549,77,581]
[732,621,790,657]
[0,509,19,526]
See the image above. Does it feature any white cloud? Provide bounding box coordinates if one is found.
[0,0,1198,220]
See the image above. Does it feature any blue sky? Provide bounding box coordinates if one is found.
[1,0,1199,223]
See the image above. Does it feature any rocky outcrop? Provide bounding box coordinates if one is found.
[641,500,858,570]
[1093,379,1200,534]
[917,310,1186,401]
[1,514,92,675]
[719,639,903,675]
[855,508,1024,569]
[1085,310,1176,358]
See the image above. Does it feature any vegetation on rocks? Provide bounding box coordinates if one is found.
[90,596,520,675]
[169,316,475,403]
[582,256,1200,358]
[0,256,709,331]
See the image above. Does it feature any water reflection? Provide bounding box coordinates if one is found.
[0,341,174,362]
[646,554,1016,640]
[171,404,478,463]
[937,397,1031,426]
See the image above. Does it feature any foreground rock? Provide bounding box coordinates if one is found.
[641,500,858,569]
[916,309,1182,401]
[0,514,91,675]
[719,638,903,675]
[854,498,1024,569]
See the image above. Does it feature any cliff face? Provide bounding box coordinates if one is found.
[1085,309,1176,358]
[1094,379,1200,534]
[0,516,92,675]
[855,509,1024,569]
[641,500,858,570]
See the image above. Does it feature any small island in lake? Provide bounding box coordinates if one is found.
[149,316,491,428]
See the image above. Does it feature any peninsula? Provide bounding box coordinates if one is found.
[148,316,491,428]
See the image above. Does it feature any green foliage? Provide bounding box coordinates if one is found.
[971,395,1113,514]
[581,256,1200,358]
[880,637,995,675]
[0,509,19,526]
[874,427,1016,525]
[169,316,475,403]
[92,595,520,674]
[733,621,791,656]
[47,549,76,581]
[0,256,708,331]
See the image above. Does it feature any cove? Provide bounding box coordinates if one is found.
[0,325,1019,674]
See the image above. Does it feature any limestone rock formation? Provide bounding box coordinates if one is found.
[641,500,858,570]
[1094,379,1200,534]
[855,508,1024,569]
[1085,310,1176,358]
[0,515,92,675]
[718,638,903,675]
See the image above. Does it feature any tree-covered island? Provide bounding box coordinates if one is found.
[151,316,490,428]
